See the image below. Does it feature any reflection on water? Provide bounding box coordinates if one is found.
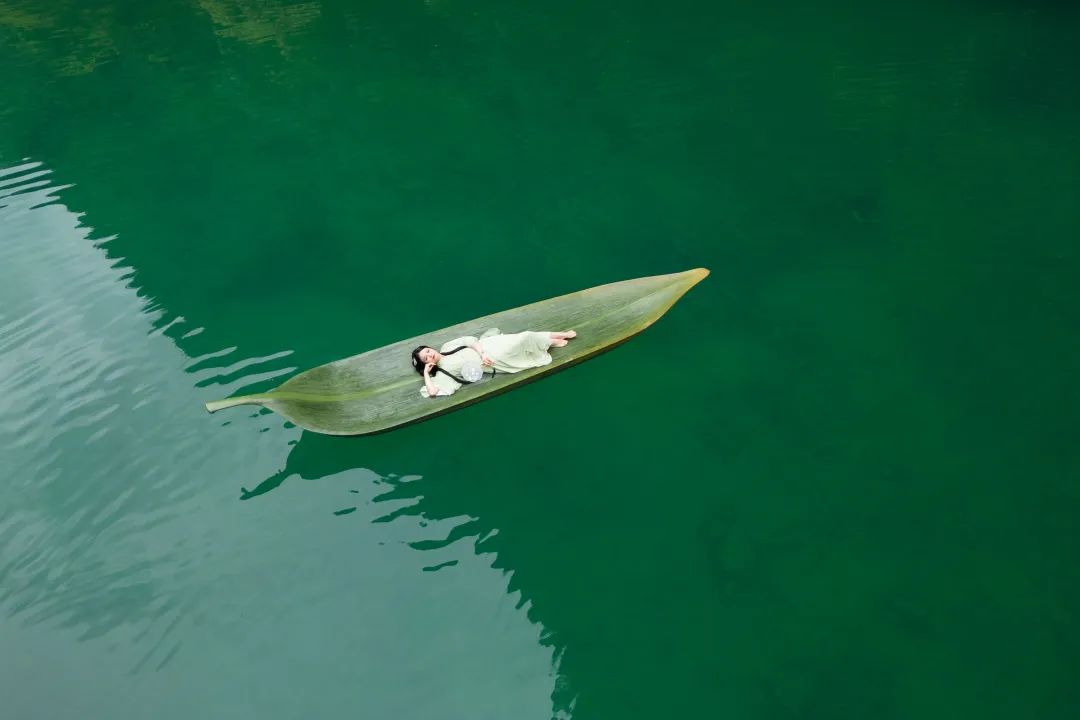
[0,160,568,719]
[247,427,579,715]
[198,0,321,50]
[0,1,118,76]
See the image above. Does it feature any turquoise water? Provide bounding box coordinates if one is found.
[2,1,1078,718]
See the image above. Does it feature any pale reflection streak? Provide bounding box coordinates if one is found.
[0,159,301,671]
[0,159,568,719]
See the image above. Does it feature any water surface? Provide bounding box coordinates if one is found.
[1,1,1078,718]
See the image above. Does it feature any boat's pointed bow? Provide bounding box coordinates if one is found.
[669,266,711,297]
[685,267,710,284]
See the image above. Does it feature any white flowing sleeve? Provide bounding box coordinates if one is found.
[439,336,479,353]
[419,370,461,398]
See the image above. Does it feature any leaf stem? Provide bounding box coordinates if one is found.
[204,395,266,413]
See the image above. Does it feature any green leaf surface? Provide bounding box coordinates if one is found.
[205,268,709,435]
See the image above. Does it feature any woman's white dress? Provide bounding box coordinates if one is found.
[420,330,556,398]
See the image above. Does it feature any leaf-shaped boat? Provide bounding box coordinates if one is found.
[205,267,709,435]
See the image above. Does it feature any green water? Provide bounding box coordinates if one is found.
[2,1,1078,717]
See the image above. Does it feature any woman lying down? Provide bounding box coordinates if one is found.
[410,329,578,398]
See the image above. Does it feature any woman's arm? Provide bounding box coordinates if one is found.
[470,342,494,366]
[423,364,441,397]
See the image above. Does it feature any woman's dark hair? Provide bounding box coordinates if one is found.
[411,344,476,383]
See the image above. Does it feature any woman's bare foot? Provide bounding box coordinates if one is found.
[550,337,569,348]
[551,330,577,340]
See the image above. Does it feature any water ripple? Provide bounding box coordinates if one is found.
[0,160,300,672]
[1,157,569,717]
